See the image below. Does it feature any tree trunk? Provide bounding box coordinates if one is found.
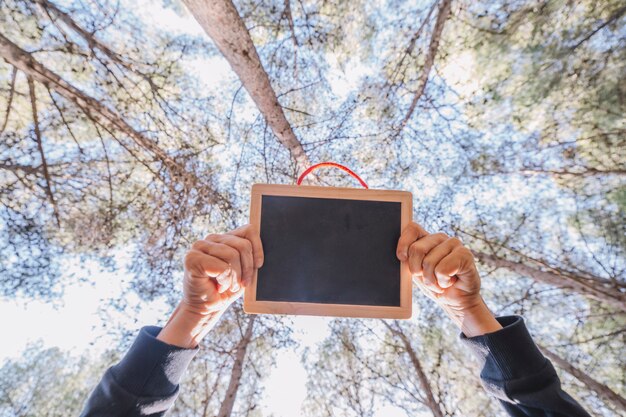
[396,0,452,134]
[0,33,184,176]
[182,0,311,174]
[383,322,445,417]
[217,315,256,417]
[539,345,626,412]
[475,252,626,312]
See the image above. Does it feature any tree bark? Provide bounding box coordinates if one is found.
[182,0,311,174]
[539,345,626,412]
[475,252,626,312]
[0,33,184,176]
[383,322,445,417]
[396,0,452,134]
[217,315,256,417]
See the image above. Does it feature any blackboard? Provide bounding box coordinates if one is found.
[244,184,413,319]
[257,195,401,306]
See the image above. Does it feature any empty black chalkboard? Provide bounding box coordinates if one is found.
[256,195,402,306]
[257,195,402,306]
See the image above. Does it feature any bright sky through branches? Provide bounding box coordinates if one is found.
[5,0,621,415]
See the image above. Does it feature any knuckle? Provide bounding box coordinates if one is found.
[205,233,220,241]
[448,237,462,246]
[241,239,253,254]
[422,258,432,271]
[226,246,239,260]
[408,242,423,257]
[191,240,208,251]
[184,252,197,268]
[434,232,448,240]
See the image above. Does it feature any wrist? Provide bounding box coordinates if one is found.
[443,298,502,337]
[157,302,223,348]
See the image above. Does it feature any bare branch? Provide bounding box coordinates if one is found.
[395,0,452,135]
[45,87,83,153]
[382,321,445,417]
[27,75,60,226]
[570,5,626,51]
[34,0,128,67]
[217,315,256,417]
[283,0,298,77]
[0,66,17,135]
[475,252,626,312]
[0,33,185,177]
[388,0,438,87]
[539,345,626,412]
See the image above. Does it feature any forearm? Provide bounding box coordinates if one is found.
[442,297,502,337]
[157,302,223,348]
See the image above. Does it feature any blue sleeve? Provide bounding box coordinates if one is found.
[80,326,197,417]
[460,316,591,417]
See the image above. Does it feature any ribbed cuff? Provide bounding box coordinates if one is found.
[111,326,198,397]
[460,316,547,381]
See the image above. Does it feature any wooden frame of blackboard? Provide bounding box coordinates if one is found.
[244,183,413,319]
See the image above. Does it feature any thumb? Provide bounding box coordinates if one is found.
[435,271,457,289]
[216,268,233,294]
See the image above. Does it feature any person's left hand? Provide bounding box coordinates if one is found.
[182,224,264,315]
[157,224,263,348]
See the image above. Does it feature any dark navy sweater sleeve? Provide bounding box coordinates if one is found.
[80,326,197,417]
[460,316,591,417]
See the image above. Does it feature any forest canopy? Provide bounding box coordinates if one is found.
[0,0,624,416]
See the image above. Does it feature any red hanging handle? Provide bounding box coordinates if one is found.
[297,162,369,189]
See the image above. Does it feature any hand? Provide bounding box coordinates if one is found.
[182,224,264,315]
[396,222,502,337]
[157,224,264,348]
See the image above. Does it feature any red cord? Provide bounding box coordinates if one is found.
[297,162,369,189]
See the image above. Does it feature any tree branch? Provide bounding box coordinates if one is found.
[27,76,60,226]
[182,0,311,175]
[283,0,299,78]
[539,345,626,412]
[0,32,185,177]
[382,321,445,417]
[570,5,626,51]
[395,0,452,136]
[0,66,17,135]
[388,0,438,87]
[34,0,128,67]
[475,252,626,312]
